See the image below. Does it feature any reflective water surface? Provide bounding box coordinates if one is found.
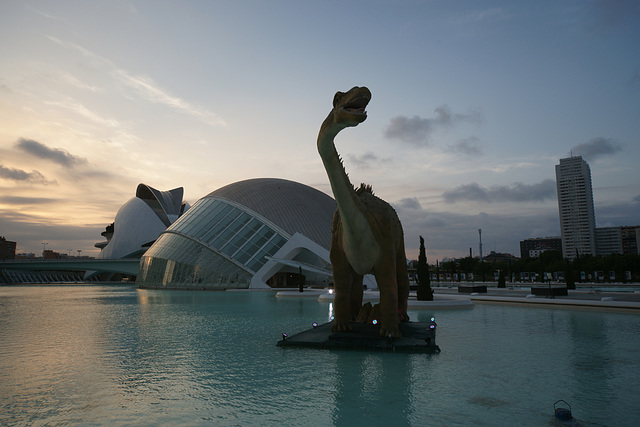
[1,285,639,426]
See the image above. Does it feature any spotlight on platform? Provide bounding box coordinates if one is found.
[282,333,288,340]
[312,322,318,328]
[429,317,437,330]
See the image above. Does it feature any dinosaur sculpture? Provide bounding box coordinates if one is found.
[317,86,410,338]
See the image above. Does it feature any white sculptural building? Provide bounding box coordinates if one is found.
[136,178,336,290]
[95,184,190,260]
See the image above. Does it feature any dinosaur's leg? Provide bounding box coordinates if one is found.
[350,273,364,319]
[396,245,410,322]
[331,242,354,333]
[375,257,402,338]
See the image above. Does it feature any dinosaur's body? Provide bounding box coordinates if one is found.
[317,86,410,337]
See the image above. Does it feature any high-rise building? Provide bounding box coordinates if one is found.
[555,156,596,259]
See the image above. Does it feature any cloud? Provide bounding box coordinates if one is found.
[447,136,483,156]
[16,138,87,167]
[394,203,561,260]
[44,99,119,127]
[46,36,225,127]
[113,70,226,127]
[26,5,60,20]
[395,197,422,210]
[569,137,622,161]
[46,36,106,70]
[51,71,104,93]
[442,183,490,203]
[0,164,57,184]
[455,8,511,25]
[384,105,481,146]
[0,212,102,255]
[346,152,391,169]
[442,179,557,203]
[596,199,640,228]
[0,196,57,204]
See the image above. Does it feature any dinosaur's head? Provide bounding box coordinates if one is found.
[331,86,371,128]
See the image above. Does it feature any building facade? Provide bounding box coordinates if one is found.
[136,178,337,290]
[555,156,596,259]
[595,227,623,256]
[621,226,640,255]
[95,184,189,260]
[0,236,17,260]
[519,237,562,258]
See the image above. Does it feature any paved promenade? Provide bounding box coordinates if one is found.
[276,285,640,310]
[432,285,640,310]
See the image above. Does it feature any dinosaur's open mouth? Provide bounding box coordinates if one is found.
[342,95,370,115]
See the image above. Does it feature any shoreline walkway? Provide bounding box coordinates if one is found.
[432,286,640,310]
[275,285,640,311]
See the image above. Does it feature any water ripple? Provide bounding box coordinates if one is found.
[1,285,639,426]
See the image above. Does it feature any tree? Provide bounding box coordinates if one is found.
[417,236,434,301]
[459,255,478,281]
[497,270,506,288]
[564,259,575,289]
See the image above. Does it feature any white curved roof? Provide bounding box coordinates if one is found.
[96,184,187,260]
[205,178,336,249]
[98,197,168,259]
[136,184,185,227]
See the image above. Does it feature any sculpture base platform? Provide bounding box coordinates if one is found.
[277,321,440,353]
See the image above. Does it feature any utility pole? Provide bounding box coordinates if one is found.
[478,229,484,282]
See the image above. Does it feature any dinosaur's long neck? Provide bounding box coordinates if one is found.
[317,113,364,223]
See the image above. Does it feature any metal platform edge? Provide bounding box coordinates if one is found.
[277,321,440,353]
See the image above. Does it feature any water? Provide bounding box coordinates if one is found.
[1,285,639,426]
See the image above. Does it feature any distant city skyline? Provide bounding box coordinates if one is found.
[1,1,639,261]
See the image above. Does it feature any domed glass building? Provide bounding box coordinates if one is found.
[136,178,336,289]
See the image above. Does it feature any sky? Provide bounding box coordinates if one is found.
[1,0,639,262]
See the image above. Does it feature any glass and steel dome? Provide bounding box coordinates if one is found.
[137,178,336,289]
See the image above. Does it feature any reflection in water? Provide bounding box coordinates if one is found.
[568,312,616,417]
[332,351,415,426]
[1,285,639,426]
[0,287,125,424]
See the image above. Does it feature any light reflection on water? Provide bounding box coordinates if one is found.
[1,285,639,426]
